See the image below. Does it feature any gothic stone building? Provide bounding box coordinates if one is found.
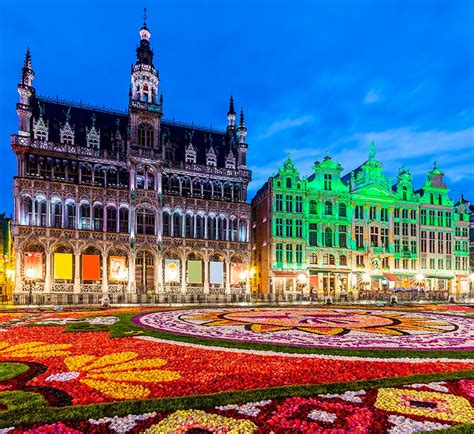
[251,145,471,302]
[11,20,251,302]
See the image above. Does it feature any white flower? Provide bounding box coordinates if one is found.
[405,382,449,393]
[388,415,451,434]
[216,399,272,416]
[319,390,366,403]
[308,410,337,423]
[89,413,156,433]
[45,371,80,382]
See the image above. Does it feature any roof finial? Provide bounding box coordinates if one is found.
[239,107,245,127]
[434,160,439,170]
[369,140,376,159]
[143,7,147,26]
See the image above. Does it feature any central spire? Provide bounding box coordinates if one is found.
[137,8,153,66]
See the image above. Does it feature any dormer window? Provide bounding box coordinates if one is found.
[86,125,100,149]
[33,116,48,142]
[185,144,196,164]
[60,121,75,145]
[225,151,236,169]
[206,147,217,167]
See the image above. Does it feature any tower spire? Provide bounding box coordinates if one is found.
[143,7,147,27]
[238,107,247,144]
[227,95,236,128]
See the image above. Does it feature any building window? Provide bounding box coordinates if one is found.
[295,220,303,238]
[106,207,117,233]
[65,203,76,229]
[394,222,400,235]
[52,202,62,228]
[381,227,389,248]
[338,225,347,248]
[137,123,153,148]
[369,207,376,220]
[285,219,293,237]
[402,222,408,236]
[285,244,293,263]
[446,213,452,227]
[309,223,318,246]
[324,174,332,190]
[410,224,416,237]
[394,240,400,253]
[276,243,283,263]
[79,203,91,230]
[119,208,129,233]
[370,226,379,247]
[296,245,303,264]
[137,209,155,235]
[421,231,427,253]
[340,255,347,266]
[438,232,444,254]
[402,209,408,219]
[429,232,435,253]
[411,240,417,254]
[310,253,318,264]
[410,210,416,220]
[286,178,292,189]
[355,226,364,249]
[355,205,363,219]
[275,194,283,212]
[324,201,333,215]
[420,209,427,225]
[93,206,103,231]
[275,218,283,237]
[309,200,317,214]
[324,227,333,247]
[339,203,347,217]
[356,255,364,267]
[381,208,388,222]
[196,215,205,239]
[295,196,303,213]
[285,195,293,212]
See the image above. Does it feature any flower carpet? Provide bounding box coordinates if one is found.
[0,305,473,433]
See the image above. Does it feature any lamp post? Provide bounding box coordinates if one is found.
[118,268,128,305]
[25,268,36,305]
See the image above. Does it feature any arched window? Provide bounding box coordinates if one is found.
[173,212,182,237]
[309,200,317,214]
[119,208,129,233]
[106,207,117,233]
[93,205,103,231]
[402,186,408,201]
[137,123,153,148]
[338,203,347,217]
[185,214,193,238]
[162,212,170,237]
[137,209,155,235]
[325,201,333,215]
[208,216,216,240]
[218,217,227,241]
[196,215,204,239]
[328,254,335,265]
[324,227,333,247]
[340,255,347,266]
[239,220,248,242]
[51,201,62,228]
[286,178,292,189]
[79,203,91,230]
[65,203,76,229]
[230,218,238,241]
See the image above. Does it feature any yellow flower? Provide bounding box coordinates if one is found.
[63,352,180,399]
[375,388,474,423]
[143,410,258,433]
[0,341,72,358]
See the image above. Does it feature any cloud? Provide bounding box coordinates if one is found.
[364,88,380,104]
[247,126,474,199]
[256,114,316,140]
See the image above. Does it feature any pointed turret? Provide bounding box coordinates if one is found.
[227,95,236,128]
[17,48,35,136]
[238,107,247,144]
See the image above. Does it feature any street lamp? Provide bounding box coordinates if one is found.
[118,268,128,304]
[25,267,36,305]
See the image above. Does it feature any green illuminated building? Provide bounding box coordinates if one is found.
[251,144,472,301]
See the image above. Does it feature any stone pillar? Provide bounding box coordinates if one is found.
[225,259,231,295]
[73,251,80,293]
[128,253,135,293]
[157,254,163,292]
[181,254,187,295]
[45,250,51,293]
[204,256,209,294]
[103,207,107,232]
[46,199,51,228]
[101,252,108,295]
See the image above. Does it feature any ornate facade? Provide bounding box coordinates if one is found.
[251,145,472,301]
[11,19,252,302]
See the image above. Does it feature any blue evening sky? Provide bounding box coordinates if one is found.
[0,0,473,215]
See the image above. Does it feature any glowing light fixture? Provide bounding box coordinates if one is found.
[297,273,307,284]
[416,273,425,282]
[362,273,371,283]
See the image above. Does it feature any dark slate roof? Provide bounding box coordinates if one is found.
[340,162,365,186]
[31,96,238,167]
